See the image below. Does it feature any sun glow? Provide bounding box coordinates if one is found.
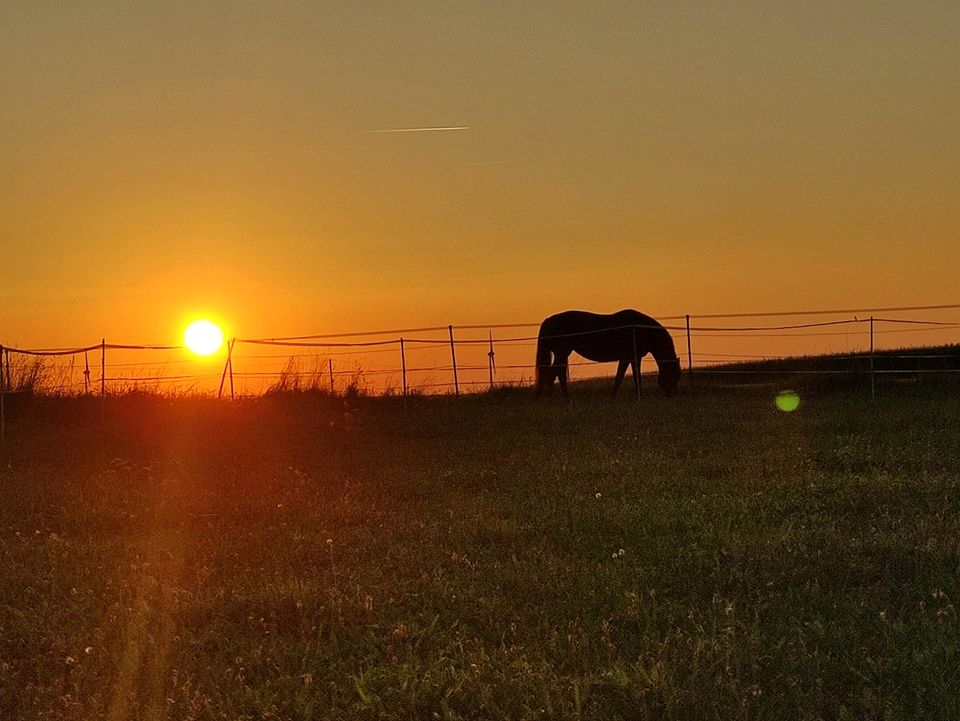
[184,319,224,356]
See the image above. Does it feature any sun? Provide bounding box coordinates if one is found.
[184,319,224,356]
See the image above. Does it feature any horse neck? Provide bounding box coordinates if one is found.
[648,331,677,366]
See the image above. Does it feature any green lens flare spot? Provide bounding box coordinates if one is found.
[775,390,801,412]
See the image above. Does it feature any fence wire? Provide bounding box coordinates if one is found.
[1,304,958,398]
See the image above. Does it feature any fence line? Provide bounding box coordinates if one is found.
[5,304,958,357]
[1,305,958,408]
[657,303,960,320]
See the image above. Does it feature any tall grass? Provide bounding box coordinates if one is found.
[266,356,371,397]
[3,354,95,395]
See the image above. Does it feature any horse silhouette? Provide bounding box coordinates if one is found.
[535,309,681,398]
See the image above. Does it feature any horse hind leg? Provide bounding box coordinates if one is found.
[630,359,643,398]
[612,360,628,398]
[536,351,554,397]
[555,352,570,398]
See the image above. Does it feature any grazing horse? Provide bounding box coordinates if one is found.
[535,309,681,398]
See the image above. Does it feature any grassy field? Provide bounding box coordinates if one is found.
[1,378,959,720]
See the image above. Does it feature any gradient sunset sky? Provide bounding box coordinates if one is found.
[2,1,958,348]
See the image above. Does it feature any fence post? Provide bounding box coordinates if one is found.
[870,316,875,400]
[632,326,641,399]
[228,339,235,400]
[448,325,459,397]
[328,358,335,395]
[218,339,234,399]
[487,331,495,391]
[685,314,693,387]
[400,337,408,398]
[5,347,10,391]
[100,339,106,422]
[1,344,5,445]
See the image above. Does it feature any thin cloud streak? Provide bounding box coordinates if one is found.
[363,126,470,134]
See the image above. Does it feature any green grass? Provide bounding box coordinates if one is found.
[1,380,959,720]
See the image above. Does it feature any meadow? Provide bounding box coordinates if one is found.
[1,377,959,720]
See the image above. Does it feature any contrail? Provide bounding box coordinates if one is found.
[363,126,470,134]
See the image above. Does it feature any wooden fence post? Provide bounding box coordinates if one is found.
[228,339,235,400]
[218,339,234,399]
[1,344,5,445]
[870,316,875,400]
[487,331,495,391]
[328,358,335,395]
[100,339,106,422]
[400,337,408,398]
[685,314,693,387]
[632,326,641,399]
[448,325,459,397]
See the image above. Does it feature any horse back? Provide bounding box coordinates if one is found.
[538,309,664,362]
[539,309,660,335]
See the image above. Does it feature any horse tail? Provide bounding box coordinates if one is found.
[535,331,552,391]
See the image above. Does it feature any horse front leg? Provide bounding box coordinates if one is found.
[630,359,641,399]
[612,360,628,398]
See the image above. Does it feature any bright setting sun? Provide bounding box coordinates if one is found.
[184,319,224,356]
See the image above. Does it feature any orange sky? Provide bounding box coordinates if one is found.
[2,1,958,355]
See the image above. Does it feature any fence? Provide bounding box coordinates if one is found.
[2,303,959,425]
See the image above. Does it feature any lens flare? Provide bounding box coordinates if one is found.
[775,390,801,412]
[184,320,224,356]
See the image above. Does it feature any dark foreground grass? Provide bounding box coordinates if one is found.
[1,381,959,720]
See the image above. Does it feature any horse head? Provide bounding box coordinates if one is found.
[658,357,681,396]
